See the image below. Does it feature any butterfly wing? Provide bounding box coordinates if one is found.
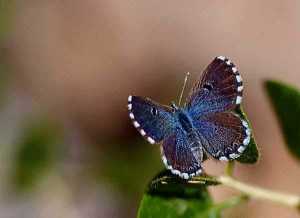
[186,56,244,116]
[161,128,203,179]
[194,112,251,161]
[128,95,175,144]
[185,56,251,160]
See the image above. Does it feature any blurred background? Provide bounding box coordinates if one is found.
[0,1,300,217]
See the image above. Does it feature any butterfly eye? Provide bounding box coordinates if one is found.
[151,107,158,115]
[203,83,213,91]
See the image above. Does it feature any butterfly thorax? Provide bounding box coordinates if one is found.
[174,108,195,134]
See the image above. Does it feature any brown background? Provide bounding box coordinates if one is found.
[1,0,300,217]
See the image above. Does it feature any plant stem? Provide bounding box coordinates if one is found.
[217,175,300,210]
[157,172,300,210]
[225,161,235,177]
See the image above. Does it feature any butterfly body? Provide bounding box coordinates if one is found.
[173,108,194,133]
[128,56,251,179]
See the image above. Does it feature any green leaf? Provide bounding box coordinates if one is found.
[235,107,260,164]
[137,170,221,218]
[12,118,62,191]
[264,80,300,160]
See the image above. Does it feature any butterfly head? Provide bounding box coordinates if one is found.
[170,101,179,112]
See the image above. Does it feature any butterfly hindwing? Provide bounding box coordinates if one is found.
[161,128,202,179]
[194,111,251,161]
[128,95,175,144]
[186,56,243,117]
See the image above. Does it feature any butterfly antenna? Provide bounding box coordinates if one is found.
[178,72,190,106]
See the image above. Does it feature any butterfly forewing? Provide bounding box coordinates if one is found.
[186,56,243,116]
[128,96,175,144]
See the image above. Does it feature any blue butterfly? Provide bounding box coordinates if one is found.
[127,56,251,179]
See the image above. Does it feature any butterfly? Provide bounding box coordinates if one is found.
[127,56,251,179]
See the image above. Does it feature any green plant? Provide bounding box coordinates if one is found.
[136,80,300,218]
[11,117,63,191]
